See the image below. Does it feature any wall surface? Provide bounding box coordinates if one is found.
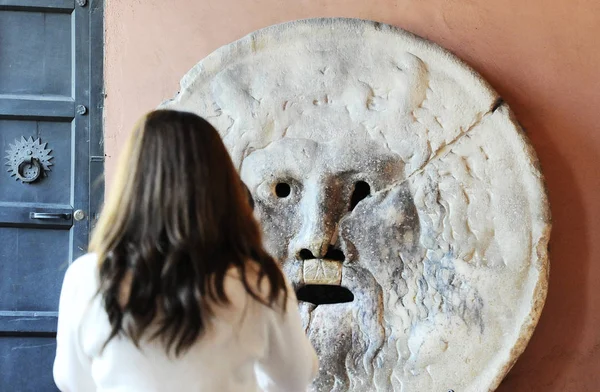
[104,0,600,390]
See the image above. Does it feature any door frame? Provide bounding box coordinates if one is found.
[88,0,105,239]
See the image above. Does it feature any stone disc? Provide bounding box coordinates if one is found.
[161,18,550,392]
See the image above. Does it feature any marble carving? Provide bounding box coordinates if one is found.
[161,18,551,392]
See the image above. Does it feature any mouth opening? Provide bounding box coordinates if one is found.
[296,284,354,305]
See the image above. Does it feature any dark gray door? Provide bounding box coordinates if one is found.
[0,0,103,390]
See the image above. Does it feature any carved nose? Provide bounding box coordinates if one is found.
[296,243,326,260]
[298,246,345,261]
[299,249,316,260]
[292,214,336,259]
[291,181,345,260]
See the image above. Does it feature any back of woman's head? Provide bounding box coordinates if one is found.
[90,110,286,355]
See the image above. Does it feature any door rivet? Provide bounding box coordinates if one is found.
[74,210,86,221]
[76,0,87,7]
[76,105,88,115]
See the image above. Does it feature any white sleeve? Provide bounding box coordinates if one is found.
[255,280,319,392]
[53,257,97,392]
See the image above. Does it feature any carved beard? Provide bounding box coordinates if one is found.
[279,185,483,391]
[297,255,440,392]
[296,185,485,391]
[299,266,392,392]
[295,186,425,392]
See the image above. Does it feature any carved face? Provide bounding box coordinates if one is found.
[241,134,411,279]
[162,18,550,392]
[241,131,426,389]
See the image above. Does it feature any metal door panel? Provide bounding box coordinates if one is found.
[0,96,75,119]
[0,228,70,311]
[0,203,73,229]
[0,9,72,96]
[0,119,73,205]
[0,337,57,390]
[0,0,103,390]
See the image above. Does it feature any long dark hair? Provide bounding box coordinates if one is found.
[89,110,287,356]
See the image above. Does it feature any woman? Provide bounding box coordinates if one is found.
[53,110,318,391]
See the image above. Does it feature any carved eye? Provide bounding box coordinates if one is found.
[349,180,371,211]
[275,182,291,198]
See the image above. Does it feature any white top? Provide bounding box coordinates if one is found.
[53,253,318,392]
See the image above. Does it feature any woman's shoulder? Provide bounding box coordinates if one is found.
[61,253,100,297]
[65,253,98,277]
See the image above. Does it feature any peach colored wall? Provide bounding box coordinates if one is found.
[104,0,600,390]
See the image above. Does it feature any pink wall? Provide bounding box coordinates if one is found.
[104,0,600,390]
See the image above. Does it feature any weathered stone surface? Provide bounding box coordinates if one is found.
[304,259,343,285]
[161,18,551,392]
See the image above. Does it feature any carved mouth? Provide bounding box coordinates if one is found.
[297,245,352,305]
[296,284,354,305]
[299,256,354,305]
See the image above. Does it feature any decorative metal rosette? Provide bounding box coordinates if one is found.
[5,136,53,183]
